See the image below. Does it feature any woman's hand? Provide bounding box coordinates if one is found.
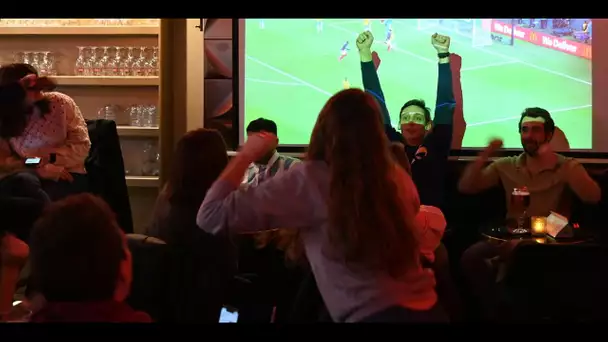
[36,163,73,182]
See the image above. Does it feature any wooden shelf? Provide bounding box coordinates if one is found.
[117,126,159,137]
[0,26,159,36]
[54,76,159,86]
[126,176,159,188]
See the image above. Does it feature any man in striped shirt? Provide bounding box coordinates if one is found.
[242,118,299,187]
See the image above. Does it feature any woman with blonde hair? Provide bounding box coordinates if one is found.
[197,89,446,322]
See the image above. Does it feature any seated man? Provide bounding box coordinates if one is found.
[458,107,601,320]
[240,118,302,322]
[27,194,151,322]
[242,118,299,187]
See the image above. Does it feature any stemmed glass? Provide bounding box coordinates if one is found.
[30,52,41,71]
[105,46,123,76]
[22,52,32,66]
[74,47,86,76]
[37,52,49,75]
[147,47,159,76]
[89,46,101,76]
[130,47,147,76]
[98,46,110,76]
[83,47,95,76]
[43,52,56,76]
[120,47,135,76]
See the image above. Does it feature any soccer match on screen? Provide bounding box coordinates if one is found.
[242,19,592,149]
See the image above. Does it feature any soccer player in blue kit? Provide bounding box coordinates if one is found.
[339,41,349,61]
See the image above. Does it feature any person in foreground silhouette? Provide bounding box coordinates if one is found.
[197,89,447,323]
[28,194,151,322]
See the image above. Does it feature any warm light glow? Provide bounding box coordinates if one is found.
[531,216,547,236]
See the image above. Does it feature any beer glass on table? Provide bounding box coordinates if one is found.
[510,187,530,234]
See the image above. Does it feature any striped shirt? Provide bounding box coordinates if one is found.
[242,151,300,187]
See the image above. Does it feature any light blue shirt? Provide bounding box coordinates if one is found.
[197,161,438,322]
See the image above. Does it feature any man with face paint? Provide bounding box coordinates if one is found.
[458,107,600,321]
[357,31,456,209]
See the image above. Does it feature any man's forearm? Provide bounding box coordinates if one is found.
[569,165,602,204]
[434,54,456,126]
[458,159,487,194]
[359,48,391,126]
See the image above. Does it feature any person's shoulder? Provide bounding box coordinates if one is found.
[285,160,329,181]
[558,153,585,173]
[493,155,519,167]
[557,153,578,164]
[279,153,302,169]
[45,91,77,107]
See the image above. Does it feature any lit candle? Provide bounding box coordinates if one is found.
[531,216,547,236]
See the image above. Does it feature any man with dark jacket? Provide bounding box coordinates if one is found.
[357,30,456,209]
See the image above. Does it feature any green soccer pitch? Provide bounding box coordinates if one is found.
[243,19,592,149]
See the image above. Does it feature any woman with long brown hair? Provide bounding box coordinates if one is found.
[197,89,446,322]
[147,129,236,323]
[0,64,90,200]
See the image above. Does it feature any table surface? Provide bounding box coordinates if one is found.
[480,225,593,244]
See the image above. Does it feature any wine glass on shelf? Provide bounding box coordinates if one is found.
[130,47,147,77]
[22,51,32,66]
[147,47,159,76]
[105,46,123,76]
[120,47,135,76]
[89,46,101,76]
[13,51,24,63]
[83,47,95,76]
[43,52,56,76]
[30,52,41,71]
[37,52,49,75]
[74,47,86,76]
[98,46,110,76]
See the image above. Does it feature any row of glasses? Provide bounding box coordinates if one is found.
[93,19,159,26]
[74,46,159,77]
[128,105,158,127]
[96,104,158,127]
[0,18,159,26]
[13,51,57,76]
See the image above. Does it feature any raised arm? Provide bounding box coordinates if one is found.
[431,33,456,127]
[356,31,401,142]
[458,140,504,194]
[565,160,601,204]
[196,133,319,235]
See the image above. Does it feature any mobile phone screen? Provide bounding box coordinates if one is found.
[25,157,41,165]
[219,306,239,323]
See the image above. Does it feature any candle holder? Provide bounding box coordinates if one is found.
[531,216,547,236]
